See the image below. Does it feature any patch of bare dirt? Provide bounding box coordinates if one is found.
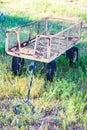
[0,98,14,111]
[0,98,84,130]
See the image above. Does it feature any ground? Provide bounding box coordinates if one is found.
[0,98,84,130]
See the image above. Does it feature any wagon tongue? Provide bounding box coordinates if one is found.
[13,61,35,114]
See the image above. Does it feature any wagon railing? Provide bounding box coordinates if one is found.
[32,21,82,62]
[6,18,82,63]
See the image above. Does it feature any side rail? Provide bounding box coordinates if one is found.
[34,21,82,62]
[6,19,45,54]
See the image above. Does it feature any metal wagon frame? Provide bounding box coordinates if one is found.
[6,17,82,63]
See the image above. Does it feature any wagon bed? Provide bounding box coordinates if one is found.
[6,17,82,63]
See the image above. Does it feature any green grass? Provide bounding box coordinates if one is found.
[0,0,87,130]
[0,53,87,129]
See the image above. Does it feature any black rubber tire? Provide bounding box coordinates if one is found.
[46,60,56,81]
[66,47,78,64]
[12,56,24,75]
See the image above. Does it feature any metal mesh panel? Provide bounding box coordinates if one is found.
[35,37,49,58]
[39,20,45,35]
[30,22,39,39]
[47,18,72,35]
[8,31,18,49]
[20,26,30,43]
[50,37,59,56]
[48,20,63,34]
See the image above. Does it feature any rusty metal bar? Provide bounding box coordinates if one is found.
[44,17,48,35]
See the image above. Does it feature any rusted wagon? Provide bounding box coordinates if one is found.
[6,17,82,63]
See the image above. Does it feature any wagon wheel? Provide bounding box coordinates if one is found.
[66,47,78,64]
[45,60,56,82]
[12,56,24,75]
